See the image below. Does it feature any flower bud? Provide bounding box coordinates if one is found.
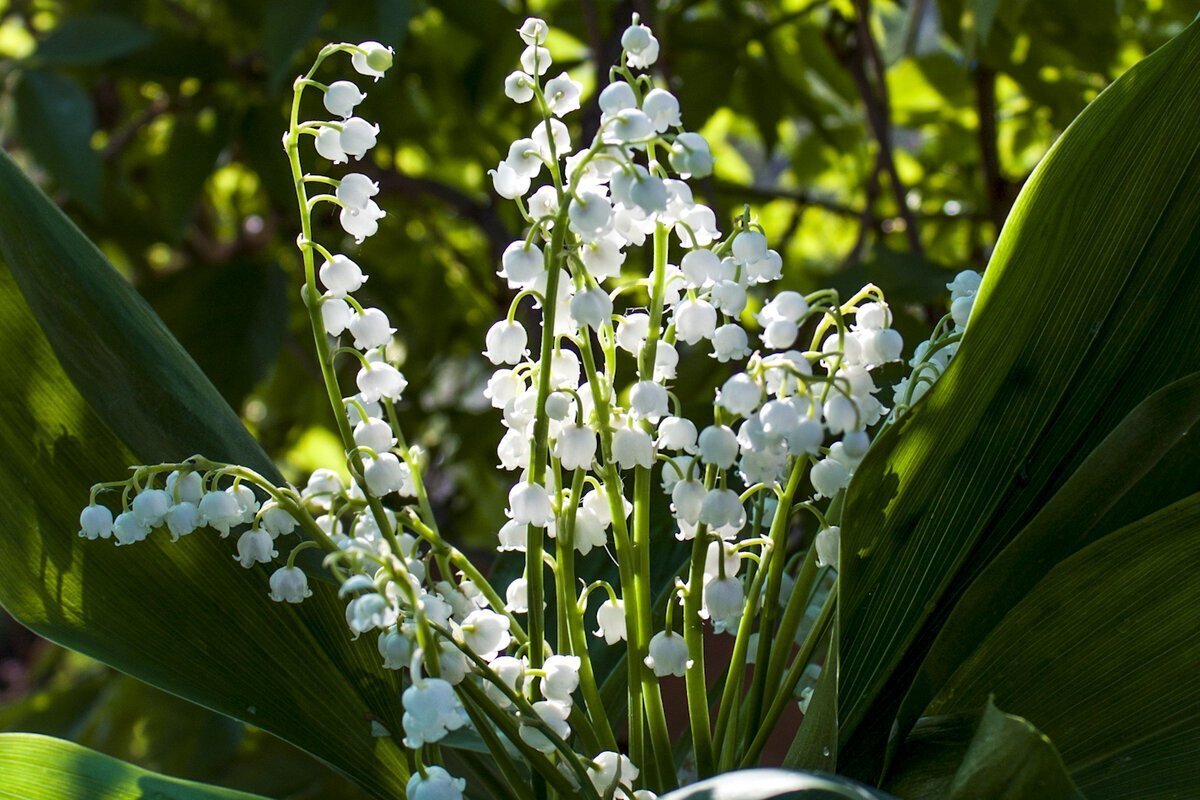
[669,132,713,178]
[352,41,393,80]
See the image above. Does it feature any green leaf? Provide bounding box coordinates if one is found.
[153,110,231,239]
[947,699,1080,800]
[894,371,1200,736]
[33,14,155,66]
[0,149,408,796]
[0,733,267,800]
[784,633,838,772]
[930,492,1200,799]
[659,768,893,800]
[836,19,1200,777]
[13,70,102,216]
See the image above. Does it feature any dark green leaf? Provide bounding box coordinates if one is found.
[14,70,102,216]
[895,371,1200,736]
[0,733,267,800]
[947,699,1080,799]
[0,148,408,797]
[931,493,1200,799]
[34,14,155,66]
[153,111,231,239]
[835,19,1200,778]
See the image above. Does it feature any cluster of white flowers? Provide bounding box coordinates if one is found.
[79,19,986,800]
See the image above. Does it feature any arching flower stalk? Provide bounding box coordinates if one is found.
[77,18,980,799]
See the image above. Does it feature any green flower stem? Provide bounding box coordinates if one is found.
[760,549,824,716]
[284,64,437,675]
[457,692,538,800]
[742,457,807,747]
[576,333,647,774]
[739,593,836,766]
[526,202,572,673]
[632,465,676,791]
[559,467,618,751]
[682,465,718,778]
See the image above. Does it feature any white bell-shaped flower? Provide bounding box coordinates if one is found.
[621,19,659,69]
[669,132,713,178]
[484,320,528,365]
[235,528,276,568]
[340,117,380,159]
[349,308,394,350]
[459,608,511,661]
[629,380,669,421]
[599,81,637,116]
[406,766,465,800]
[606,108,653,143]
[321,297,352,335]
[319,255,367,298]
[504,138,543,179]
[645,630,690,677]
[616,313,650,353]
[336,173,379,212]
[270,566,312,603]
[198,490,241,535]
[657,416,698,452]
[354,418,395,452]
[364,453,405,496]
[589,751,640,797]
[352,41,393,81]
[717,374,761,418]
[698,425,739,469]
[643,88,681,132]
[315,127,348,163]
[569,287,613,329]
[164,502,200,540]
[483,655,526,707]
[112,511,149,546]
[79,504,113,540]
[674,298,717,345]
[519,700,571,753]
[505,576,529,612]
[519,44,552,76]
[356,362,407,403]
[504,70,535,103]
[568,191,614,239]
[544,72,583,117]
[815,526,840,569]
[671,479,706,525]
[704,576,744,632]
[500,241,544,288]
[542,654,581,702]
[323,80,366,117]
[339,199,386,243]
[699,488,743,530]
[509,482,553,527]
[810,457,851,499]
[553,424,597,471]
[489,161,531,199]
[612,425,655,469]
[131,489,170,527]
[166,470,204,505]
[594,597,627,644]
[402,677,468,748]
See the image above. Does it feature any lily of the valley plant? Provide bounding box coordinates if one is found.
[78,17,978,800]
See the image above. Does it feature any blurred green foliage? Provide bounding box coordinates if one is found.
[0,0,1194,792]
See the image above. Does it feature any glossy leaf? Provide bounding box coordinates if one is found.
[0,734,266,800]
[931,493,1200,799]
[895,371,1200,735]
[0,149,408,796]
[836,19,1200,776]
[32,14,156,66]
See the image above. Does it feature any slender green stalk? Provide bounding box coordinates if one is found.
[682,466,718,777]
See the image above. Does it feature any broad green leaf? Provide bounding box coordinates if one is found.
[13,70,102,216]
[930,493,1200,799]
[0,733,266,800]
[32,14,156,66]
[153,111,231,239]
[947,699,1080,799]
[0,149,408,796]
[836,19,1200,777]
[894,371,1200,736]
[659,768,893,800]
